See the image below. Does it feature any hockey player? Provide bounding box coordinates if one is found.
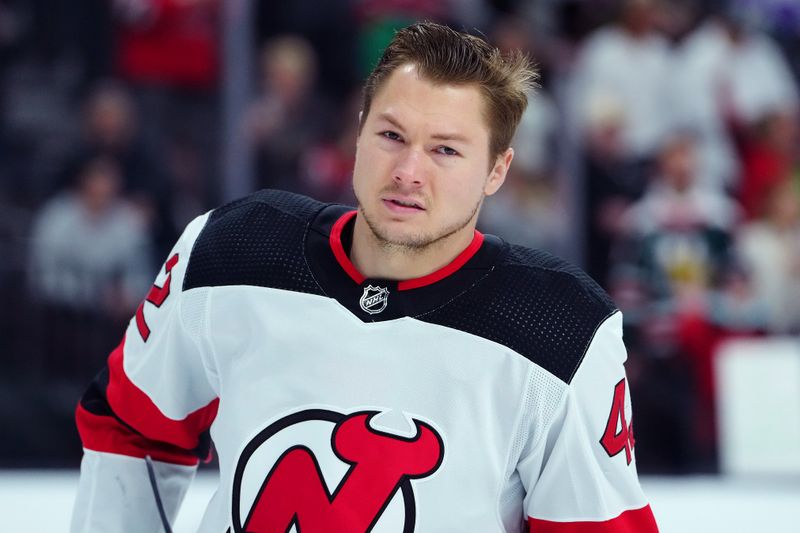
[71,22,659,532]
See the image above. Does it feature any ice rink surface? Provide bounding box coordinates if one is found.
[1,470,797,532]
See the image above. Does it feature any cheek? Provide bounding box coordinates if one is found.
[355,145,394,185]
[352,149,372,190]
[438,171,484,206]
[351,168,367,205]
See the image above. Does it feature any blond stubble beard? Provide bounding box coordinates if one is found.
[357,193,484,255]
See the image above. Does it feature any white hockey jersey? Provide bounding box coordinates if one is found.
[72,190,659,532]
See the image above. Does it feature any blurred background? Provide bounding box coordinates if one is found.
[1,0,799,530]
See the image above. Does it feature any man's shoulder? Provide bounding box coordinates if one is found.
[500,245,618,382]
[209,189,328,224]
[182,189,328,293]
[420,242,617,384]
[498,244,615,313]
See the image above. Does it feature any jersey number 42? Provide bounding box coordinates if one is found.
[600,378,635,465]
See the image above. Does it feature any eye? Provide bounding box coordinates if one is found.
[435,145,459,156]
[380,131,403,142]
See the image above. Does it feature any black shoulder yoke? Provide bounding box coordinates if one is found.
[183,189,326,296]
[417,244,617,384]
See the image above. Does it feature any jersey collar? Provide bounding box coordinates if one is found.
[328,210,486,291]
[305,205,502,322]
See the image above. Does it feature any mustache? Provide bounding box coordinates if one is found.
[378,184,429,203]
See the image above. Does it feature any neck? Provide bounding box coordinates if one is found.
[349,213,477,281]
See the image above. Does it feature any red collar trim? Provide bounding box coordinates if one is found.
[330,210,365,284]
[329,210,485,291]
[398,230,484,291]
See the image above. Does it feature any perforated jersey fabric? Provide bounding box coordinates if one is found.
[419,245,616,384]
[183,189,326,295]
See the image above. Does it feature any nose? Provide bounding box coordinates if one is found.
[392,147,425,188]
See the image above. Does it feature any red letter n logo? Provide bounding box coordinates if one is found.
[232,410,445,533]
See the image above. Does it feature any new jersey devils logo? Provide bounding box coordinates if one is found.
[232,409,444,533]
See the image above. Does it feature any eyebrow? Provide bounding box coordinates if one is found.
[376,112,472,145]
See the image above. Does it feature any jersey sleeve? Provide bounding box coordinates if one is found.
[71,212,219,533]
[518,311,659,532]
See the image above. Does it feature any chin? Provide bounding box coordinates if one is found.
[375,223,431,248]
[362,210,430,249]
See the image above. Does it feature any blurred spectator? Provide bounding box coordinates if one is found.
[82,81,136,152]
[612,133,745,471]
[727,0,800,82]
[479,15,569,254]
[479,88,567,252]
[571,0,672,166]
[113,0,220,204]
[615,133,739,304]
[29,154,153,312]
[610,133,738,357]
[60,81,176,257]
[114,0,219,90]
[622,134,740,240]
[736,179,800,333]
[654,0,702,43]
[479,160,569,253]
[671,5,799,191]
[255,1,358,100]
[738,110,799,219]
[246,34,332,191]
[611,132,769,471]
[569,0,674,282]
[166,138,209,232]
[297,90,359,204]
[491,16,556,174]
[28,154,153,379]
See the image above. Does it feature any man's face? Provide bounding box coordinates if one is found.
[353,64,510,251]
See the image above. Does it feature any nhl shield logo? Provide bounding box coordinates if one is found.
[359,285,389,314]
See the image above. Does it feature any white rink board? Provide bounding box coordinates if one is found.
[715,337,800,475]
[0,471,798,532]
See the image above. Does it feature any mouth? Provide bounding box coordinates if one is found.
[382,197,425,213]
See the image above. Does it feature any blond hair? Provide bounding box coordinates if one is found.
[361,22,538,158]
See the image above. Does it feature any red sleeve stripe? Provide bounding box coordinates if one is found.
[76,404,199,466]
[528,505,658,532]
[106,336,219,451]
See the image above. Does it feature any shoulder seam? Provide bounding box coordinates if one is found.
[413,268,496,320]
[181,215,211,293]
[566,309,619,384]
[300,218,329,297]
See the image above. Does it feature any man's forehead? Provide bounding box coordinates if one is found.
[369,65,489,140]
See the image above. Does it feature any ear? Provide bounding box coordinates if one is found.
[484,148,513,196]
[356,110,365,146]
